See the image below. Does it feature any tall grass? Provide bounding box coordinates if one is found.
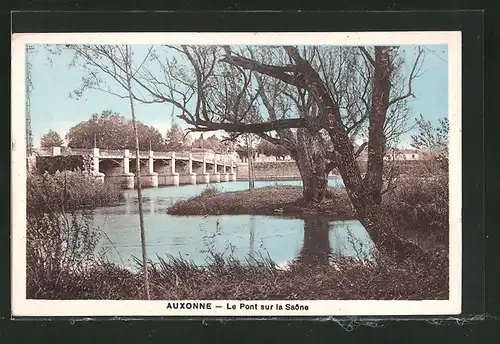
[27,248,447,300]
[27,170,124,214]
[26,170,124,298]
[382,161,449,244]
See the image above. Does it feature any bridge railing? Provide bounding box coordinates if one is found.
[153,152,172,159]
[38,147,239,165]
[35,148,51,156]
[128,150,150,158]
[99,149,123,158]
[174,152,191,159]
[60,147,94,156]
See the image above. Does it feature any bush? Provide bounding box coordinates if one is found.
[382,164,449,242]
[26,170,124,298]
[26,208,101,292]
[199,185,219,198]
[27,170,124,214]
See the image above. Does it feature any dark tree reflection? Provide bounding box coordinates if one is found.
[297,217,331,265]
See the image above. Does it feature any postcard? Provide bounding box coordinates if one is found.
[11,31,461,317]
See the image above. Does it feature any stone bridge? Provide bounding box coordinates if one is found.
[36,146,239,189]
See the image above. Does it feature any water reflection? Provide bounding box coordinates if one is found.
[294,217,378,266]
[297,217,331,265]
[94,180,375,269]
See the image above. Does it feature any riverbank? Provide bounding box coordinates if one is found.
[27,252,448,300]
[26,171,449,301]
[167,185,356,219]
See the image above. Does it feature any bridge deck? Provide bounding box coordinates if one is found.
[35,148,237,165]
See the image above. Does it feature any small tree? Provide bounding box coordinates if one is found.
[165,123,185,151]
[40,130,64,148]
[411,115,449,171]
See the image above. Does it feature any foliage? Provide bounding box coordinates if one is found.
[411,115,449,152]
[27,248,447,300]
[26,206,100,287]
[411,115,449,171]
[26,170,123,293]
[40,129,64,148]
[199,185,219,198]
[65,110,165,151]
[27,170,123,214]
[192,133,227,153]
[165,123,188,151]
[257,139,290,159]
[35,155,85,174]
[382,162,449,242]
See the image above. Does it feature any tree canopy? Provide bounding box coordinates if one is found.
[65,110,165,151]
[40,129,64,148]
[191,133,227,153]
[165,123,189,151]
[257,139,289,159]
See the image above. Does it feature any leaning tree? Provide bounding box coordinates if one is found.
[59,43,429,261]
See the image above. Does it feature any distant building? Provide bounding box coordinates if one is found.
[385,148,420,161]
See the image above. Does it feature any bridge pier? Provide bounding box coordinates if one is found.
[229,162,236,181]
[196,154,210,184]
[210,159,220,183]
[141,150,159,187]
[92,148,105,183]
[222,161,229,182]
[117,149,135,189]
[171,152,180,186]
[187,153,196,184]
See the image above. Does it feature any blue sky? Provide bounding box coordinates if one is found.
[27,44,448,148]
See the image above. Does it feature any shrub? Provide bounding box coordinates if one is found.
[26,208,101,293]
[199,185,219,198]
[382,162,449,242]
[27,170,123,214]
[26,170,123,298]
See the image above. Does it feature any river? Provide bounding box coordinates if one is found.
[94,179,377,269]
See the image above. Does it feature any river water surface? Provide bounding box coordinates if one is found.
[94,179,377,268]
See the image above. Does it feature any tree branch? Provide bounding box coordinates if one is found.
[220,54,304,87]
[359,46,375,66]
[179,116,310,134]
[387,47,424,107]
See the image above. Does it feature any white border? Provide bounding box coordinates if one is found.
[11,31,462,317]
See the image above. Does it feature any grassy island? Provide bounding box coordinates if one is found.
[167,185,357,219]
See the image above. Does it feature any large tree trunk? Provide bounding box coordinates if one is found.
[292,128,330,204]
[286,47,430,262]
[364,47,391,205]
[223,47,432,262]
[294,151,329,204]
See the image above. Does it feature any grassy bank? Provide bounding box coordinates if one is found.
[26,170,125,294]
[167,185,356,219]
[27,252,448,300]
[26,169,449,301]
